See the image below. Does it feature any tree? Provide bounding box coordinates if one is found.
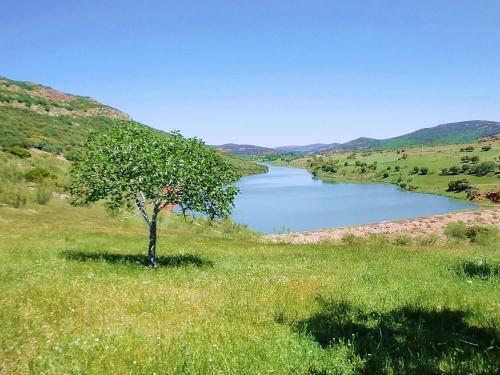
[471,161,497,176]
[447,179,471,192]
[69,123,239,267]
[448,165,460,175]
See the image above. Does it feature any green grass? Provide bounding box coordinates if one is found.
[285,140,500,205]
[1,191,499,373]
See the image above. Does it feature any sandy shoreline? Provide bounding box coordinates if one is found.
[267,207,500,244]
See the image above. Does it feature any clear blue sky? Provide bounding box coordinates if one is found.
[1,1,499,147]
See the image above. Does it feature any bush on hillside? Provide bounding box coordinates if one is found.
[24,167,56,182]
[5,146,31,158]
[481,145,492,151]
[460,146,475,152]
[419,167,429,175]
[444,221,497,243]
[461,164,471,173]
[471,161,497,176]
[448,165,460,175]
[35,184,53,205]
[394,234,412,246]
[447,179,471,192]
[0,184,29,208]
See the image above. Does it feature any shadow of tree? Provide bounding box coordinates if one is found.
[292,299,499,374]
[61,250,213,268]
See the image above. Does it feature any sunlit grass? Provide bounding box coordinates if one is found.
[1,199,499,374]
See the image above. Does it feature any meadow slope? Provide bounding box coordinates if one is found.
[0,187,499,374]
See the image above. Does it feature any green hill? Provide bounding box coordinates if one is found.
[328,121,500,152]
[0,76,266,175]
[211,143,276,155]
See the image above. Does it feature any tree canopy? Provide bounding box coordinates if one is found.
[69,122,239,266]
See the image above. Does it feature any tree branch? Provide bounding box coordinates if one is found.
[135,192,151,225]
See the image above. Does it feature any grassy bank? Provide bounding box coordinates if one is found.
[281,139,500,205]
[1,193,499,374]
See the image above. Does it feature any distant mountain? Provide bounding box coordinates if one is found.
[274,143,336,153]
[211,143,276,155]
[322,120,500,152]
[213,120,500,155]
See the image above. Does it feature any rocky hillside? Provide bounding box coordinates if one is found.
[0,76,266,175]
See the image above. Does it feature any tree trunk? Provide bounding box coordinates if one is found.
[148,219,157,268]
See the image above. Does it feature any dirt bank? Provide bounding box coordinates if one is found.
[267,207,500,244]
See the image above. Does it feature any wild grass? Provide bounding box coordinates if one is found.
[1,197,499,374]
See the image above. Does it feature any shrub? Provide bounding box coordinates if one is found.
[464,225,497,244]
[410,166,419,175]
[466,187,480,200]
[443,222,496,244]
[0,188,29,208]
[460,146,475,152]
[461,164,471,173]
[419,235,439,246]
[35,184,53,205]
[481,145,492,151]
[64,149,81,161]
[440,168,448,176]
[470,155,480,163]
[382,172,389,178]
[419,167,429,175]
[25,167,55,182]
[394,166,400,172]
[448,165,460,175]
[341,234,364,245]
[444,221,467,240]
[471,161,497,176]
[394,234,412,246]
[5,146,31,158]
[447,179,471,192]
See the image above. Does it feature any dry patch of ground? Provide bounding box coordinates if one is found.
[268,207,500,244]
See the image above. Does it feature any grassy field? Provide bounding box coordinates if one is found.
[1,188,499,373]
[279,139,500,205]
[0,146,499,374]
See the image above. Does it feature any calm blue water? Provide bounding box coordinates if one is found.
[231,164,477,234]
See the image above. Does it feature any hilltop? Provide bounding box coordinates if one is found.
[211,143,275,155]
[334,120,500,152]
[0,76,265,175]
[212,120,500,155]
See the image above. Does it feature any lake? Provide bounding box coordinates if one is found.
[231,164,477,234]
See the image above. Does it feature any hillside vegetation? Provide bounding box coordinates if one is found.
[279,139,500,204]
[0,76,265,175]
